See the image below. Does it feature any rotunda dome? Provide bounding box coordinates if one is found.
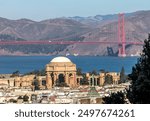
[50,56,71,63]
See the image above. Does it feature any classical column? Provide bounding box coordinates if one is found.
[99,77,103,86]
[86,73,90,81]
[46,72,52,89]
[65,73,69,86]
[95,78,97,86]
[89,78,91,86]
[99,73,105,86]
[26,78,29,86]
[92,75,94,86]
[73,72,77,87]
[15,77,21,87]
[53,72,57,86]
[38,78,42,88]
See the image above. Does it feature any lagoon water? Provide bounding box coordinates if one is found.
[0,56,138,74]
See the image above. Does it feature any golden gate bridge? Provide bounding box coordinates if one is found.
[0,13,144,56]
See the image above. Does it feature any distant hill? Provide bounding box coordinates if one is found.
[0,10,150,56]
[68,14,118,27]
[0,17,90,40]
[0,18,90,55]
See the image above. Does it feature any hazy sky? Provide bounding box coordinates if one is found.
[0,0,149,21]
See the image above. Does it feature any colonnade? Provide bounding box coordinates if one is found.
[46,71,77,89]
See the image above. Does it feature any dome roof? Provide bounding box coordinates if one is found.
[50,56,71,63]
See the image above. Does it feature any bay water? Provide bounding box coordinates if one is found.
[0,56,138,74]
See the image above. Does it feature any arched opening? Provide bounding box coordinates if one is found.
[42,80,46,86]
[14,81,16,87]
[94,78,96,86]
[58,74,65,84]
[97,78,100,86]
[77,78,80,84]
[69,73,72,77]
[90,78,92,86]
[20,83,22,87]
[55,73,68,87]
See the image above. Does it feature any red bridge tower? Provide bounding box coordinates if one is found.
[118,13,126,57]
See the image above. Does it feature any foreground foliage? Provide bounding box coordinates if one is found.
[127,34,150,104]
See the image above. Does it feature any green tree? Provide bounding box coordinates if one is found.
[103,91,126,104]
[11,70,20,77]
[127,34,150,104]
[119,67,126,84]
[18,96,23,100]
[100,69,105,73]
[104,74,113,85]
[24,69,46,76]
[32,80,39,90]
[90,69,98,75]
[9,99,17,103]
[23,95,29,102]
[80,74,89,85]
[77,68,82,75]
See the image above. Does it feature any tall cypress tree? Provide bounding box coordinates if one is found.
[120,66,126,83]
[127,34,150,103]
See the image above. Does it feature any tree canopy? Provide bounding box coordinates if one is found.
[127,34,150,104]
[103,91,126,104]
[104,74,113,85]
[23,95,29,102]
[10,70,20,77]
[76,68,82,75]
